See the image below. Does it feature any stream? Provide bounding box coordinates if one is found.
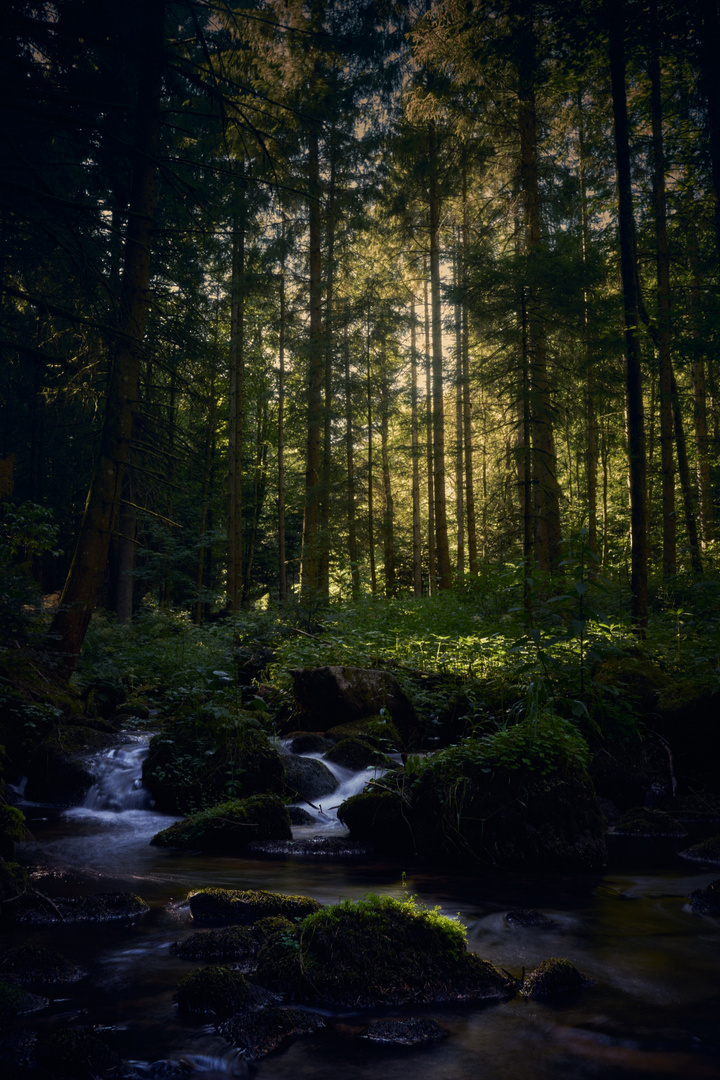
[8,733,720,1080]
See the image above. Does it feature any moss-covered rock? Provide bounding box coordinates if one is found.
[362,1018,448,1045]
[176,965,276,1018]
[678,834,720,866]
[287,733,332,755]
[9,890,148,925]
[189,887,322,926]
[256,893,514,1008]
[171,925,260,963]
[34,1028,121,1078]
[288,806,317,825]
[142,719,285,815]
[0,979,47,1019]
[220,1006,325,1059]
[688,879,720,916]
[337,789,414,854]
[282,755,338,802]
[23,744,94,806]
[291,666,420,748]
[0,804,25,860]
[0,945,84,986]
[610,807,687,838]
[150,793,291,852]
[324,737,387,771]
[520,957,590,999]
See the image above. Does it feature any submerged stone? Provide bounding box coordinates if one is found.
[362,1018,448,1045]
[0,944,85,985]
[520,957,590,999]
[189,887,322,926]
[34,1028,121,1079]
[504,909,556,928]
[220,1006,325,1059]
[171,925,260,963]
[248,837,374,858]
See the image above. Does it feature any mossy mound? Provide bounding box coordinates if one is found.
[610,807,687,838]
[0,944,84,985]
[150,794,291,852]
[0,979,47,1019]
[176,965,276,1018]
[678,834,720,866]
[142,719,285,815]
[189,887,322,926]
[256,893,514,1008]
[34,1028,121,1078]
[337,789,414,854]
[171,925,260,963]
[220,1006,325,1059]
[520,957,590,999]
[689,879,720,916]
[0,805,25,859]
[282,755,338,801]
[324,737,387,771]
[287,733,332,754]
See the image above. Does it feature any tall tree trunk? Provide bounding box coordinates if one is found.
[46,0,165,676]
[380,334,396,598]
[699,0,720,266]
[454,243,465,575]
[428,125,453,589]
[608,0,648,630]
[227,199,245,612]
[278,263,288,603]
[319,127,336,601]
[300,123,324,602]
[196,343,218,624]
[517,8,561,575]
[649,0,676,579]
[367,316,377,596]
[461,168,479,575]
[578,91,599,561]
[410,291,422,596]
[670,370,703,575]
[423,261,436,593]
[344,316,360,598]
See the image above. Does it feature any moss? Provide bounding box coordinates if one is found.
[0,944,84,985]
[220,1006,325,1059]
[256,893,513,1008]
[520,957,589,999]
[34,1028,121,1078]
[176,965,275,1018]
[324,737,388,771]
[150,794,291,852]
[188,887,322,926]
[282,755,337,801]
[337,789,414,854]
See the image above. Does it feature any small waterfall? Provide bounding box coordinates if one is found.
[292,754,391,833]
[83,739,153,812]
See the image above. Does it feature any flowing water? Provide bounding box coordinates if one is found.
[9,735,720,1080]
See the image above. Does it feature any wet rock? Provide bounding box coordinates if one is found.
[256,893,514,1008]
[678,834,720,866]
[520,957,590,999]
[609,807,687,838]
[170,925,260,962]
[0,944,85,985]
[338,789,415,855]
[248,836,374,858]
[504,909,556,928]
[220,1006,325,1059]
[291,666,419,748]
[362,1018,448,1046]
[23,745,94,806]
[176,965,278,1018]
[282,755,338,802]
[188,887,322,926]
[288,732,333,754]
[0,979,48,1017]
[34,1027,122,1079]
[324,737,387,771]
[688,879,720,916]
[150,794,291,852]
[9,890,148,925]
[287,806,317,825]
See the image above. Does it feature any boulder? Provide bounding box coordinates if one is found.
[150,794,291,852]
[282,755,338,802]
[188,887,322,926]
[688,879,720,916]
[324,737,387,771]
[176,965,277,1018]
[520,957,590,999]
[291,666,419,748]
[504,909,556,929]
[0,945,84,986]
[23,745,94,806]
[9,890,148,925]
[362,1018,448,1045]
[256,892,514,1008]
[248,837,374,858]
[288,732,333,754]
[609,807,687,838]
[220,1007,325,1059]
[678,834,720,866]
[337,789,415,855]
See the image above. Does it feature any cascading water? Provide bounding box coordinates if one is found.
[83,739,154,812]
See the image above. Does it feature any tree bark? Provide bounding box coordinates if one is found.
[278,263,288,602]
[608,0,648,630]
[411,291,422,597]
[380,334,396,598]
[46,0,165,676]
[227,195,245,612]
[423,261,436,593]
[344,315,360,599]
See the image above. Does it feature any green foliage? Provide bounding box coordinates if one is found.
[0,501,61,646]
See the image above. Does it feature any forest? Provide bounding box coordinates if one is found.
[1,3,720,1077]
